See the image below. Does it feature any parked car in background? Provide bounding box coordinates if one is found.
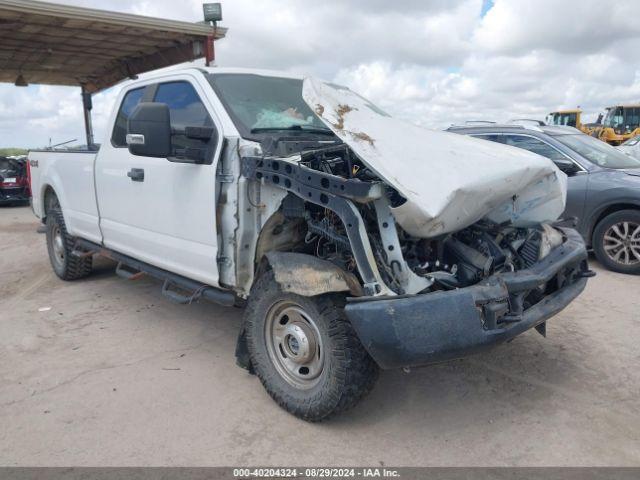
[617,135,640,160]
[0,156,30,206]
[448,124,640,274]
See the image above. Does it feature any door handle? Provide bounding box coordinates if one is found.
[127,168,144,182]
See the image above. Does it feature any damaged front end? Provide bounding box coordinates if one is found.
[346,227,591,368]
[239,77,592,369]
[241,140,591,368]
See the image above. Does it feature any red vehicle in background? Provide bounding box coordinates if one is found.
[0,156,31,206]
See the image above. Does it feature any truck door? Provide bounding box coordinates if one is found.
[95,78,222,287]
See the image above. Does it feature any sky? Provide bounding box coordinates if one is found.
[1,0,640,148]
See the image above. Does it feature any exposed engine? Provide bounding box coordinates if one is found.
[292,201,564,294]
[402,220,564,290]
[295,143,379,182]
[251,141,566,296]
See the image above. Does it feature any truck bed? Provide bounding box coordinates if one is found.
[29,149,102,244]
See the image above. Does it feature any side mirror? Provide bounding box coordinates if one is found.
[127,103,171,157]
[554,158,580,175]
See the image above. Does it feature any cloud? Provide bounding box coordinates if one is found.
[474,0,640,56]
[214,0,482,75]
[1,0,640,147]
[0,83,120,147]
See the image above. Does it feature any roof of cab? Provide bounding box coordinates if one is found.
[200,66,304,80]
[115,66,306,92]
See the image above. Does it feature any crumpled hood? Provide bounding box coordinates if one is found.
[302,78,567,238]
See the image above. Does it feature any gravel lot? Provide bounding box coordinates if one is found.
[1,205,639,466]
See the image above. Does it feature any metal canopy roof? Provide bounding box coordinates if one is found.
[0,0,226,93]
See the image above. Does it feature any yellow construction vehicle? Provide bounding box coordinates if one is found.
[590,105,640,145]
[546,109,599,135]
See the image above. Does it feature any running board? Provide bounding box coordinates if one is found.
[71,249,94,259]
[161,280,205,304]
[115,262,145,280]
[75,238,236,307]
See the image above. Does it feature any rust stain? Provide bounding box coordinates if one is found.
[314,102,375,147]
[333,104,354,130]
[349,131,375,146]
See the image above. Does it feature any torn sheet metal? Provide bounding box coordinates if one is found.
[266,251,364,297]
[302,78,567,238]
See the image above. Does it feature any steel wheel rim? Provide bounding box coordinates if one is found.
[264,301,324,390]
[51,225,65,267]
[603,221,640,265]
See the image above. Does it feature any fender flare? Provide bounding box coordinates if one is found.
[39,170,67,217]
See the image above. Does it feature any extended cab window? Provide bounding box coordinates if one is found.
[111,87,144,147]
[153,81,214,158]
[502,135,567,162]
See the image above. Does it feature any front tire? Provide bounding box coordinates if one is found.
[593,209,640,274]
[46,209,93,280]
[244,271,378,422]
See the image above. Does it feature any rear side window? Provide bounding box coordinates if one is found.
[502,135,567,162]
[153,81,214,155]
[111,87,145,147]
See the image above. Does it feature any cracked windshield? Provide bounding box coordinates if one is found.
[208,73,330,136]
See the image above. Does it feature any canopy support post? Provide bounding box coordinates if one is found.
[205,32,215,66]
[81,85,95,149]
[205,23,217,66]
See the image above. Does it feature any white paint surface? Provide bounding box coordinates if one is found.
[303,78,567,237]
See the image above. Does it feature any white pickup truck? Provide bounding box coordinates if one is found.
[29,67,592,421]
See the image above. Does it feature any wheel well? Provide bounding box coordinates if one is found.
[590,203,640,243]
[42,186,59,218]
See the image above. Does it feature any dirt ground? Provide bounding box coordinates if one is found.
[0,205,639,467]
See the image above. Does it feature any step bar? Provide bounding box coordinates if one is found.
[74,238,236,307]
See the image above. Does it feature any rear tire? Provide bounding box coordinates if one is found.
[244,270,378,422]
[592,209,640,274]
[46,209,93,280]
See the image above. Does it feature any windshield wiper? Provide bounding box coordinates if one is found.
[250,125,334,135]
